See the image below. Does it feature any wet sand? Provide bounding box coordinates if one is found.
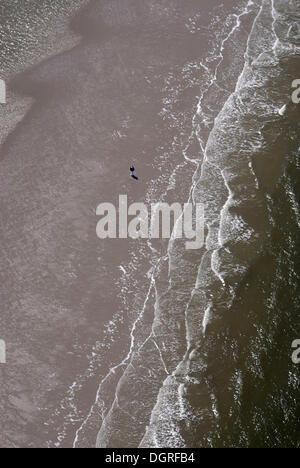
[0,0,211,447]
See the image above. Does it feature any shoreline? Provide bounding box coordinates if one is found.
[141,0,300,447]
[94,1,260,449]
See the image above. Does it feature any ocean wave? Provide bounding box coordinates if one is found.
[140,0,300,448]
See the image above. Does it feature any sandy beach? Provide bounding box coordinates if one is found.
[0,0,299,448]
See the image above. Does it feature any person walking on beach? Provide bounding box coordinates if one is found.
[130,166,138,180]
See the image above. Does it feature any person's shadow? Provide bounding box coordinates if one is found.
[131,175,139,180]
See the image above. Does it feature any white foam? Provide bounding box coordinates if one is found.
[202,304,212,337]
[278,104,287,116]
